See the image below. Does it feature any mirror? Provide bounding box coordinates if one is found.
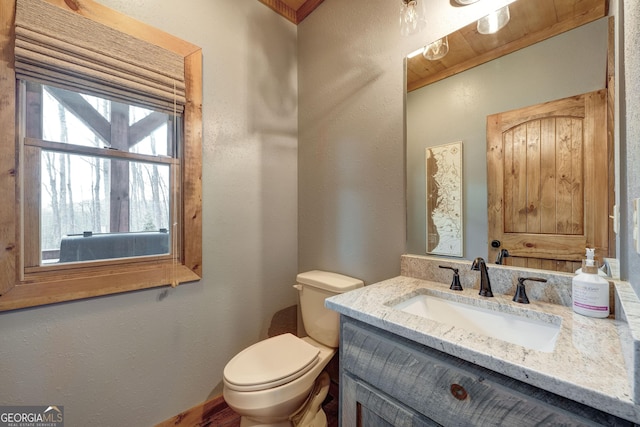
[405,0,615,273]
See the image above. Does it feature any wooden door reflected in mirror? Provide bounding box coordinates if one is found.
[487,90,610,272]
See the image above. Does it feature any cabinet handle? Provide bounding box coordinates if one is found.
[450,383,468,400]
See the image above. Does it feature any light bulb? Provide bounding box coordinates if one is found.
[477,5,510,35]
[423,36,449,60]
[400,0,426,37]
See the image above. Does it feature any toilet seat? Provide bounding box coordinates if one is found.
[223,333,320,392]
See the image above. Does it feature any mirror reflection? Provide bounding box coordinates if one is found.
[405,0,615,274]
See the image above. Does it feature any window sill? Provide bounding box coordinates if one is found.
[0,261,200,312]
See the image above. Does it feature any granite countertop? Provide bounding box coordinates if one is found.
[326,274,640,423]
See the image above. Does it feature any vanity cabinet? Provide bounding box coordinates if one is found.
[340,317,633,426]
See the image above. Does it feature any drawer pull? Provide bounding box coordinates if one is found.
[450,383,468,400]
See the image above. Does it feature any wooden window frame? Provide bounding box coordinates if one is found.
[0,0,202,312]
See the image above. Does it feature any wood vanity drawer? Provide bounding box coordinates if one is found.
[342,372,441,426]
[340,318,632,426]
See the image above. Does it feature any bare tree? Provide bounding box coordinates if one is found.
[66,152,75,231]
[58,104,73,239]
[150,134,164,229]
[43,152,60,248]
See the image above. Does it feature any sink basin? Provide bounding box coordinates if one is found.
[392,292,562,352]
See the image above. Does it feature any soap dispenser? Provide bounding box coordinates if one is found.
[572,248,610,318]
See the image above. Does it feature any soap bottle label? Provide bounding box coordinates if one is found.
[572,278,610,318]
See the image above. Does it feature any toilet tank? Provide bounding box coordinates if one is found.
[295,270,364,348]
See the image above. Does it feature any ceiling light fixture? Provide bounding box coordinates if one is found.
[399,0,426,37]
[423,36,449,60]
[477,5,510,34]
[407,47,425,58]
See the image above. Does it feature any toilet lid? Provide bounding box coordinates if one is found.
[223,333,320,392]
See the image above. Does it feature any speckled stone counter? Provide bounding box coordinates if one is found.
[325,255,640,423]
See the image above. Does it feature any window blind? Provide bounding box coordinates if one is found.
[14,0,186,114]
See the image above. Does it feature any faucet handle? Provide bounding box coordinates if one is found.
[513,277,547,304]
[439,265,463,291]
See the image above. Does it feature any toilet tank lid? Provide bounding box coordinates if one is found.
[296,270,364,292]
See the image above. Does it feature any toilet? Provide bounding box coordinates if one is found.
[223,270,364,427]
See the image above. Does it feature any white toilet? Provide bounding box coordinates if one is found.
[223,270,364,427]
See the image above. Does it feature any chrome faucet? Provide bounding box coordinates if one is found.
[471,257,493,297]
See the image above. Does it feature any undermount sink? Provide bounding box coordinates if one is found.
[391,291,562,352]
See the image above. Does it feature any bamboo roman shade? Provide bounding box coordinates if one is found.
[14,0,185,113]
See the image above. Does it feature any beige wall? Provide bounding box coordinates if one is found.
[0,1,298,425]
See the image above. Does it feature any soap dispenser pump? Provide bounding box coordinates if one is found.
[572,248,610,318]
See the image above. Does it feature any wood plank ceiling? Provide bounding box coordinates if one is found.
[258,0,609,91]
[258,0,325,24]
[407,0,608,91]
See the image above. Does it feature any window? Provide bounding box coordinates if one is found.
[0,0,202,311]
[22,83,178,266]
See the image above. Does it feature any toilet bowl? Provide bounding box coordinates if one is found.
[223,335,335,427]
[222,270,364,427]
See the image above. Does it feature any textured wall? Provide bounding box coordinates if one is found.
[297,0,405,284]
[297,0,406,285]
[0,1,298,426]
[622,1,640,289]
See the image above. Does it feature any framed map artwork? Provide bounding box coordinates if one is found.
[425,141,463,257]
